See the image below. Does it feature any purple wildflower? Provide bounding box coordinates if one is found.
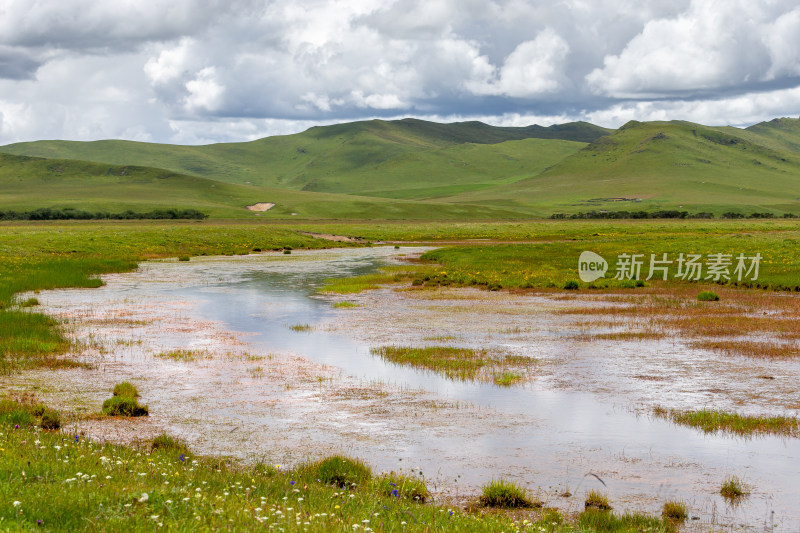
[179,454,185,462]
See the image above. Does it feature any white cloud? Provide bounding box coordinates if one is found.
[0,0,798,144]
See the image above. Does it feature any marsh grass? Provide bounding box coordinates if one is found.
[720,475,748,499]
[493,371,523,386]
[479,478,538,508]
[373,473,429,502]
[113,381,139,398]
[585,490,612,510]
[151,433,191,456]
[320,266,424,294]
[661,500,688,521]
[579,509,672,532]
[332,301,360,308]
[154,349,208,362]
[297,455,372,489]
[653,406,798,437]
[289,323,312,332]
[697,290,720,301]
[371,345,534,382]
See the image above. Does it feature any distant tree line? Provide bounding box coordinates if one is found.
[0,207,209,220]
[549,210,797,220]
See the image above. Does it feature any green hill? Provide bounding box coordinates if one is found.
[443,119,800,216]
[0,119,606,195]
[2,117,800,219]
[0,152,533,220]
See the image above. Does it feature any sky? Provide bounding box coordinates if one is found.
[1,0,799,145]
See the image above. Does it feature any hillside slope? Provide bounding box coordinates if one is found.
[444,119,800,215]
[0,152,532,219]
[0,119,608,196]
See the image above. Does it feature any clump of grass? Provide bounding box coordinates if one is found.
[332,301,360,308]
[289,323,312,332]
[374,473,429,502]
[40,408,61,429]
[154,349,206,362]
[563,280,580,290]
[372,345,534,382]
[579,509,670,532]
[493,371,523,386]
[299,455,372,489]
[102,396,149,417]
[585,489,612,510]
[662,500,688,521]
[653,406,799,437]
[103,383,148,416]
[112,381,139,398]
[720,475,748,499]
[151,433,191,456]
[178,255,190,261]
[19,297,40,307]
[698,290,720,301]
[479,478,537,508]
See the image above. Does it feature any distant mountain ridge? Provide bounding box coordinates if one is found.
[1,117,799,219]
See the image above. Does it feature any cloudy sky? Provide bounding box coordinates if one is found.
[1,0,799,145]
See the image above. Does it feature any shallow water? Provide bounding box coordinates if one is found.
[17,247,800,531]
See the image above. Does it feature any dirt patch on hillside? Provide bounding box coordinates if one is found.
[246,202,275,212]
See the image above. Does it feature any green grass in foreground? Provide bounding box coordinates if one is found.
[0,398,676,532]
[653,407,799,437]
[371,345,534,383]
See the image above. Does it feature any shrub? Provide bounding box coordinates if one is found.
[585,489,612,510]
[113,381,139,398]
[102,396,148,417]
[563,280,580,290]
[479,478,537,508]
[698,291,720,301]
[300,455,372,488]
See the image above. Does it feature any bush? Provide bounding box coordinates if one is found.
[102,396,148,417]
[563,280,580,290]
[299,455,372,488]
[479,478,537,508]
[113,381,139,398]
[698,291,720,301]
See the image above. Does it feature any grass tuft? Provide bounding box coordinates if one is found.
[479,478,538,508]
[298,455,372,489]
[585,489,612,510]
[112,381,139,398]
[151,433,191,456]
[662,500,688,521]
[720,475,748,499]
[698,290,720,301]
[653,406,799,437]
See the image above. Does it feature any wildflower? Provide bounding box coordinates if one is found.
[390,489,398,498]
[14,425,19,429]
[290,480,295,486]
[179,454,185,462]
[74,435,79,443]
[13,501,21,507]
[139,493,149,503]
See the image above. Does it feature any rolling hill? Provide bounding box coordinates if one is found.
[1,117,800,219]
